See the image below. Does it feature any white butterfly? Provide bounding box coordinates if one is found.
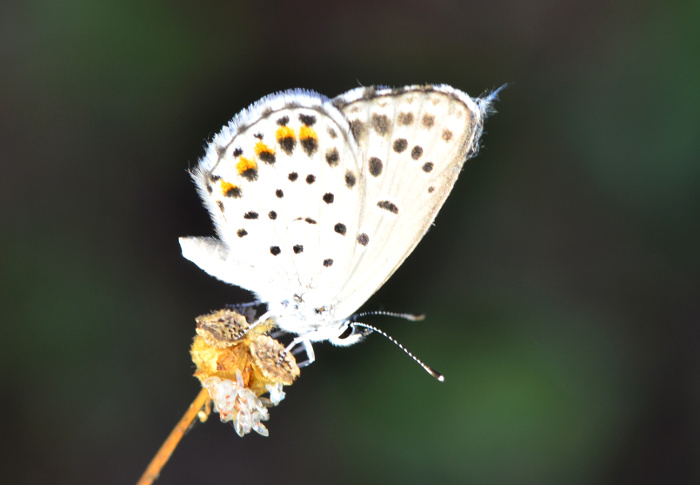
[180,84,498,372]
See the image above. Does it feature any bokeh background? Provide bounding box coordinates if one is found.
[2,1,699,484]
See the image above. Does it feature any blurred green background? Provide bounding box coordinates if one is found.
[2,1,699,484]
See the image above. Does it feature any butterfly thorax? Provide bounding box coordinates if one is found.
[265,297,349,342]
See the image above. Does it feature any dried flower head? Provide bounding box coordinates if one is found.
[190,308,300,436]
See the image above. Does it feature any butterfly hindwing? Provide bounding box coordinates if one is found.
[182,90,364,306]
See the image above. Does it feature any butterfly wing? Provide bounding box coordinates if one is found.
[181,90,365,309]
[181,85,496,337]
[325,85,492,319]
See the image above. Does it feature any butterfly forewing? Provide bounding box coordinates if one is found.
[328,85,487,318]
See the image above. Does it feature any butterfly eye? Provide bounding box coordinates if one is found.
[330,323,372,347]
[337,324,354,340]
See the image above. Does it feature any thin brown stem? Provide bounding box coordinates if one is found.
[137,388,211,485]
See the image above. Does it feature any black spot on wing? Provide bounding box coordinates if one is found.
[326,147,339,166]
[258,150,276,164]
[369,157,383,177]
[371,113,390,136]
[377,200,399,214]
[240,168,258,181]
[299,114,317,126]
[411,146,423,160]
[300,136,318,156]
[398,112,414,125]
[223,186,242,198]
[279,136,296,155]
[345,171,356,188]
[393,138,408,153]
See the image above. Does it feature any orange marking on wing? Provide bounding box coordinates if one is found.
[276,126,295,141]
[255,141,275,156]
[220,180,241,198]
[236,157,257,174]
[299,125,317,141]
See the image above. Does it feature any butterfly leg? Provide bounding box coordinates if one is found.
[225,300,263,322]
[225,300,261,309]
[285,336,316,368]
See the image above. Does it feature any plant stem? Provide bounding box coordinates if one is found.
[137,388,211,485]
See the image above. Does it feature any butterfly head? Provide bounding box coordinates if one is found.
[328,321,373,347]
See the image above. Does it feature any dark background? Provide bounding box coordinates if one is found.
[2,1,698,484]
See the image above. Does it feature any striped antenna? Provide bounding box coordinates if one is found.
[351,322,444,382]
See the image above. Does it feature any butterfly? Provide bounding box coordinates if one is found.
[180,84,499,375]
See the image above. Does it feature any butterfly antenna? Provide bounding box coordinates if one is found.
[352,322,444,382]
[352,310,426,321]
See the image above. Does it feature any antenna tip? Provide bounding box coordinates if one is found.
[427,368,445,382]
